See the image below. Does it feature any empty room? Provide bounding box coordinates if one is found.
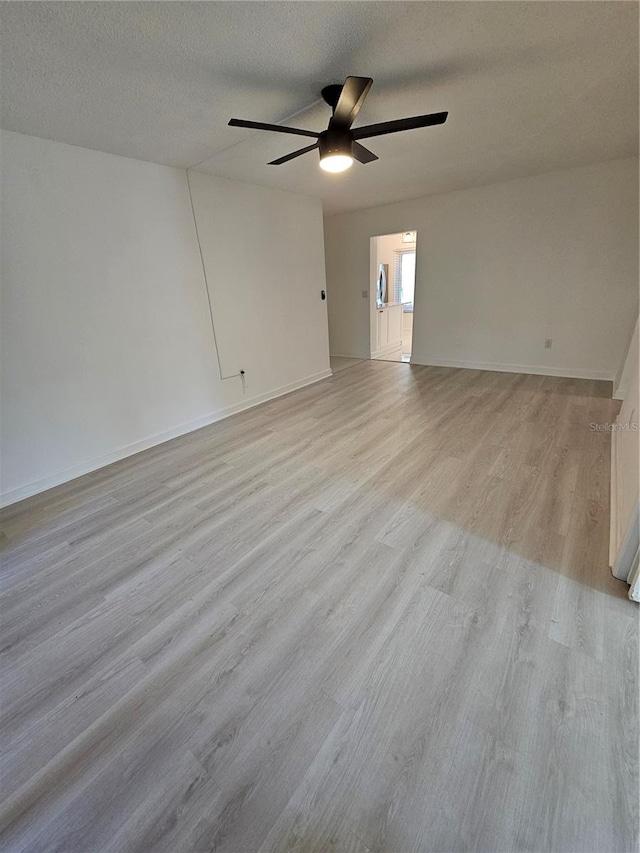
[1,2,639,852]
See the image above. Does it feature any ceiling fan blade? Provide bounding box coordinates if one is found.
[229,118,319,139]
[352,142,378,164]
[268,143,318,166]
[352,111,448,140]
[331,76,373,129]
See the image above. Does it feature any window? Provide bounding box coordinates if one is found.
[394,249,416,310]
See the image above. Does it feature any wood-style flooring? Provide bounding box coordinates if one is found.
[1,362,637,853]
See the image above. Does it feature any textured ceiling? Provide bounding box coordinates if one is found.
[1,1,637,214]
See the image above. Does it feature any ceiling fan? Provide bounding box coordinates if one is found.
[228,76,448,173]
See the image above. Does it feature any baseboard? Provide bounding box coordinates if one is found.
[0,368,332,508]
[330,352,369,360]
[412,357,614,383]
[613,386,626,401]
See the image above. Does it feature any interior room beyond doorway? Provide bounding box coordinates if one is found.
[370,231,416,363]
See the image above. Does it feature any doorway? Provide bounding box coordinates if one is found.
[370,231,416,363]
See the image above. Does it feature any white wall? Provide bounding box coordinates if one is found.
[609,316,639,578]
[187,171,330,388]
[1,131,330,505]
[614,319,639,400]
[325,158,639,379]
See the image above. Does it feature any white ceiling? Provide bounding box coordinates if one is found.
[1,2,637,214]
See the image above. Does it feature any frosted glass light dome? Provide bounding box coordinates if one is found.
[319,154,353,173]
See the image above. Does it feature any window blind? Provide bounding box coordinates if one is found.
[393,249,416,308]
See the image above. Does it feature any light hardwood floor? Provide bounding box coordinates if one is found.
[1,362,637,853]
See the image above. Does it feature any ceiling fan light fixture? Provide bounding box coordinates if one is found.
[229,75,448,170]
[319,153,353,173]
[318,129,353,173]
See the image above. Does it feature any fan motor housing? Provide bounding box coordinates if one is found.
[318,128,353,160]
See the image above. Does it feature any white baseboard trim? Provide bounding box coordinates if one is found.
[0,369,332,508]
[412,357,614,383]
[613,386,626,401]
[330,352,369,360]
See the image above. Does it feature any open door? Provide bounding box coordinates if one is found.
[369,231,416,363]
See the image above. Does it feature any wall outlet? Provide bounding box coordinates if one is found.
[544,338,553,349]
[362,290,368,299]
